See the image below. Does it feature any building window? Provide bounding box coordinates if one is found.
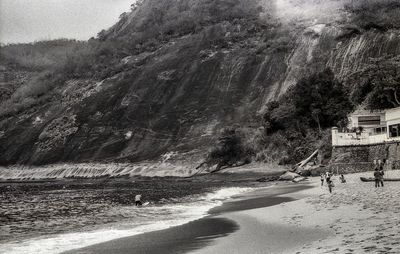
[375,127,388,134]
[358,116,381,126]
[389,124,400,138]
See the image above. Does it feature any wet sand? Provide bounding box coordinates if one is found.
[65,183,312,254]
[192,183,328,254]
[65,217,238,254]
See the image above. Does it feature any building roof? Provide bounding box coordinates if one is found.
[349,109,384,116]
[384,107,400,113]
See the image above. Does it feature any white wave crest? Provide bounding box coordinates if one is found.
[0,187,254,254]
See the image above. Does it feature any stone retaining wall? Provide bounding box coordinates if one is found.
[330,142,400,173]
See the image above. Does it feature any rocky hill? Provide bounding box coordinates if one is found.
[1,0,400,166]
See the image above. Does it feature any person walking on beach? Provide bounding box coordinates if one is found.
[135,194,142,206]
[320,173,324,186]
[326,172,334,193]
[327,177,334,193]
[326,172,331,182]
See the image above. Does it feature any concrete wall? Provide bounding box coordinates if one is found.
[385,108,400,127]
[332,127,389,146]
[330,142,400,174]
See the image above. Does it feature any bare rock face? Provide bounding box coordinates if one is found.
[1,0,400,165]
[32,114,79,162]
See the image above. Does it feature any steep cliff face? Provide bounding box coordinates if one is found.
[1,0,400,166]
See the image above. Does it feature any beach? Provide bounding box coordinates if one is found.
[0,170,282,253]
[194,171,400,254]
[65,183,312,254]
[67,170,400,254]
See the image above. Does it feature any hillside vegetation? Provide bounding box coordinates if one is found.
[1,0,400,168]
[259,69,353,165]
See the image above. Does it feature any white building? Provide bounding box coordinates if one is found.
[332,107,400,146]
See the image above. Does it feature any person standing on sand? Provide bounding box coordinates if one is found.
[379,162,385,187]
[378,160,386,187]
[320,173,324,186]
[374,168,381,188]
[135,194,142,206]
[327,177,334,193]
[340,174,346,183]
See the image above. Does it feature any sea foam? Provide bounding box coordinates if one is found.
[0,187,253,254]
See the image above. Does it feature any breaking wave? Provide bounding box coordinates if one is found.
[0,187,253,254]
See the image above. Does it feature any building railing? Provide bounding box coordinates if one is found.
[332,127,388,146]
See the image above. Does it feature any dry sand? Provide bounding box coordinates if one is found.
[297,171,400,254]
[195,170,400,254]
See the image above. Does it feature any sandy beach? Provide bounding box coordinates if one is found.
[195,170,400,254]
[64,183,310,254]
[65,170,400,254]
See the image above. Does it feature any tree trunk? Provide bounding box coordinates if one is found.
[195,161,206,170]
[316,115,321,134]
[210,162,224,173]
[313,114,321,134]
[394,90,400,105]
[296,149,319,168]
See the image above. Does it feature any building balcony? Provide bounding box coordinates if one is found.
[332,127,389,146]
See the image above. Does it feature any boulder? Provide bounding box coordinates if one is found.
[279,171,301,181]
[256,177,268,182]
[298,168,311,177]
[292,176,306,183]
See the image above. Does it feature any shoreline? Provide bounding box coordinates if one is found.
[0,162,287,180]
[13,170,394,254]
[193,181,328,254]
[1,171,282,253]
[65,182,312,254]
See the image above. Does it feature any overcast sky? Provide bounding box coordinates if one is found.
[0,0,134,44]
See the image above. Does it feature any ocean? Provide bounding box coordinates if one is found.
[0,176,259,254]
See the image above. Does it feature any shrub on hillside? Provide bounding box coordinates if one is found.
[0,39,88,71]
[260,69,353,164]
[264,69,353,134]
[206,126,254,171]
[11,73,54,101]
[104,0,265,52]
[344,0,400,31]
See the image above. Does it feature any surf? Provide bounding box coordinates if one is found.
[0,187,254,254]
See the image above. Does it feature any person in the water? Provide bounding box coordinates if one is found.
[135,194,142,206]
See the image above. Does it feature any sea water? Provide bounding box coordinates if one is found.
[0,178,254,254]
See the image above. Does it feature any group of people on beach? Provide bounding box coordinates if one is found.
[320,172,346,193]
[374,159,385,188]
[320,159,386,193]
